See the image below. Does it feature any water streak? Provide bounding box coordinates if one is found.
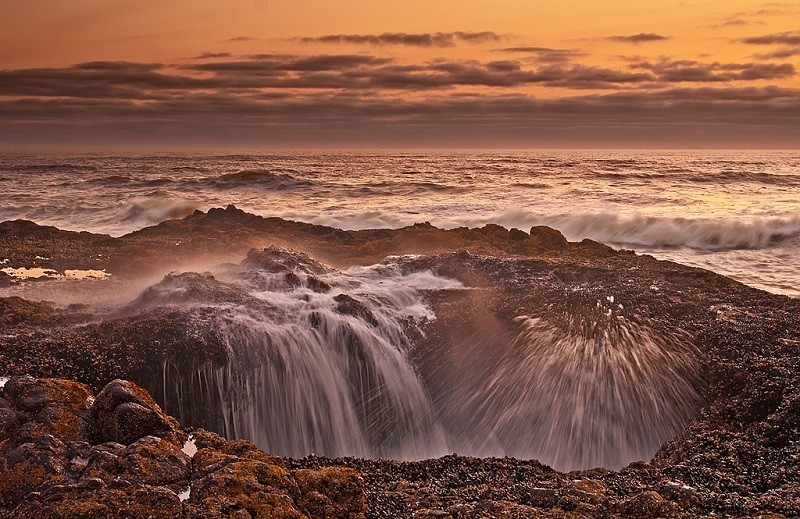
[142,251,706,469]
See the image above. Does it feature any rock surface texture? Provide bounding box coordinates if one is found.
[0,377,366,518]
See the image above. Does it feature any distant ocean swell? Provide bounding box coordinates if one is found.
[1,151,798,297]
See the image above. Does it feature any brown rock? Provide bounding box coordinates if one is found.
[188,458,304,518]
[0,435,68,509]
[527,226,570,254]
[1,377,92,444]
[121,435,190,487]
[618,490,673,517]
[295,467,367,518]
[12,481,183,519]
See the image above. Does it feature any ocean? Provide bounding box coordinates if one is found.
[1,150,798,297]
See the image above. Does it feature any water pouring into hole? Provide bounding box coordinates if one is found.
[144,249,706,471]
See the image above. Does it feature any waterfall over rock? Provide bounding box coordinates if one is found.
[137,248,459,459]
[133,248,706,470]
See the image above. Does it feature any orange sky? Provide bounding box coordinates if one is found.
[1,1,799,148]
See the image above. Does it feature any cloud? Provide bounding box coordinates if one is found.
[741,30,800,45]
[192,52,232,60]
[708,7,788,28]
[492,46,585,63]
[298,31,504,47]
[2,86,798,148]
[630,58,795,82]
[4,53,795,105]
[753,47,800,59]
[184,55,652,90]
[224,36,258,42]
[606,33,669,43]
[1,55,799,148]
[0,61,196,99]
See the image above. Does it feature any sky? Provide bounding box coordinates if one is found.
[1,0,799,149]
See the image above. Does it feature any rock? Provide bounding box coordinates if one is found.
[121,435,190,487]
[334,293,379,326]
[529,486,558,508]
[570,478,607,505]
[188,456,305,518]
[295,467,367,518]
[0,434,68,509]
[89,379,184,446]
[1,378,368,517]
[527,226,570,254]
[12,482,184,518]
[1,377,92,444]
[508,228,529,241]
[658,480,698,505]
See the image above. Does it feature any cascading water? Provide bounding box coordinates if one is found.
[137,248,706,470]
[145,248,458,459]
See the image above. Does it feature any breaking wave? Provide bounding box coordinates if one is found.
[210,169,316,190]
[117,200,205,227]
[538,212,800,251]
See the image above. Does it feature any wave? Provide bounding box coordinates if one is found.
[117,199,205,226]
[210,169,315,190]
[523,212,800,251]
[281,208,800,251]
[6,163,99,174]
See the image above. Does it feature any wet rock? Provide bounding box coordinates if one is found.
[1,377,92,444]
[12,481,184,518]
[658,480,698,506]
[121,435,190,487]
[89,379,184,446]
[245,246,330,276]
[0,434,68,509]
[334,293,379,326]
[1,378,368,517]
[529,486,558,508]
[508,228,529,241]
[569,478,607,505]
[617,491,673,517]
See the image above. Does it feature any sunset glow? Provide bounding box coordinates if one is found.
[1,1,799,148]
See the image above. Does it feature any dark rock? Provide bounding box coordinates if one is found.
[1,377,92,444]
[529,486,557,508]
[0,434,68,509]
[89,379,184,446]
[527,225,570,254]
[0,378,368,518]
[12,482,184,518]
[508,228,529,241]
[334,293,379,326]
[295,467,367,518]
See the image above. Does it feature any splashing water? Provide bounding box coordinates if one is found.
[448,311,705,471]
[152,252,458,459]
[144,250,705,469]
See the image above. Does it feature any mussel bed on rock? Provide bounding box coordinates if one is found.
[0,208,798,517]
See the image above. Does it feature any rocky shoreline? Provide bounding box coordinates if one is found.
[1,207,799,517]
